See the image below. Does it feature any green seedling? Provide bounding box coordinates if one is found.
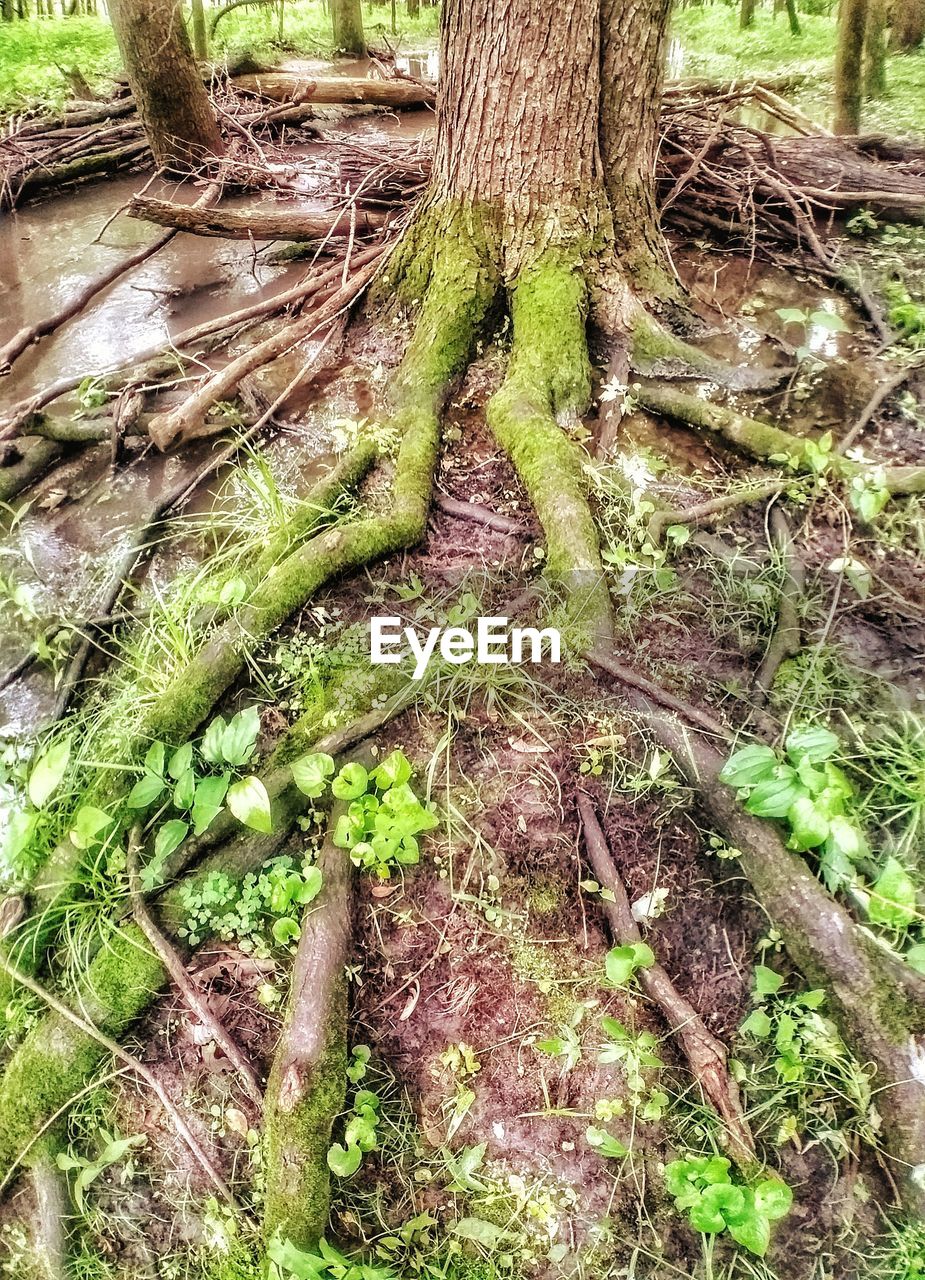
[665,1153,792,1259]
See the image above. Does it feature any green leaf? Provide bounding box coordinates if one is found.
[726,1208,771,1257]
[154,819,189,862]
[291,752,336,799]
[740,1008,772,1038]
[585,1125,628,1158]
[200,716,227,765]
[451,1218,510,1246]
[227,776,273,833]
[294,865,323,904]
[272,916,301,946]
[604,942,655,986]
[753,965,784,996]
[826,815,868,862]
[688,1200,726,1234]
[776,307,808,325]
[221,706,260,767]
[127,773,165,810]
[173,767,196,811]
[28,737,71,808]
[191,774,229,836]
[143,741,165,777]
[445,1143,487,1192]
[68,806,112,850]
[266,1236,327,1280]
[719,744,779,789]
[326,1141,362,1178]
[332,762,369,801]
[868,856,918,930]
[744,768,805,818]
[786,795,831,851]
[754,1179,793,1221]
[785,726,839,764]
[372,749,412,791]
[906,943,925,975]
[168,741,193,781]
[809,308,848,333]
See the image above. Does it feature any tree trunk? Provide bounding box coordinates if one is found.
[740,0,756,29]
[107,0,223,171]
[1,0,13,21]
[890,0,925,48]
[786,0,801,35]
[834,0,868,133]
[190,0,209,60]
[331,0,366,54]
[407,0,419,13]
[864,0,887,95]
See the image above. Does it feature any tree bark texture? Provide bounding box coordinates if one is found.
[331,0,366,54]
[834,0,869,134]
[106,0,223,170]
[890,0,925,48]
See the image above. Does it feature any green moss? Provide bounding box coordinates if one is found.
[487,251,612,643]
[526,878,563,916]
[263,985,348,1250]
[508,940,585,1024]
[0,925,165,1180]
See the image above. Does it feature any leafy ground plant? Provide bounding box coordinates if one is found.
[664,1153,792,1265]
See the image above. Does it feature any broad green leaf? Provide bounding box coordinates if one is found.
[332,762,369,801]
[701,1182,746,1221]
[221,706,261,767]
[200,716,227,765]
[740,1008,772,1038]
[28,737,71,809]
[688,1200,726,1234]
[445,1143,488,1193]
[754,1179,793,1221]
[726,1208,771,1257]
[785,726,839,764]
[786,795,830,851]
[826,816,868,863]
[168,741,193,781]
[294,865,323,904]
[173,767,196,811]
[585,1125,628,1158]
[372,749,412,791]
[450,1217,510,1246]
[227,776,273,833]
[266,1235,327,1280]
[776,307,808,325]
[69,805,112,850]
[326,1141,362,1177]
[868,856,918,930]
[291,752,336,799]
[191,774,229,836]
[154,819,189,861]
[272,916,301,946]
[143,741,165,776]
[753,965,784,996]
[604,942,654,986]
[744,769,805,818]
[127,772,165,810]
[906,943,925,975]
[719,744,778,789]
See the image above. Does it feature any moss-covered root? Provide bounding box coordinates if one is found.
[0,924,166,1182]
[630,313,786,392]
[487,252,614,647]
[263,819,353,1250]
[636,382,925,496]
[642,708,925,1218]
[145,228,497,744]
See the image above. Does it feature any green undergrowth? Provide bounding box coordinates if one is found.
[0,2,439,117]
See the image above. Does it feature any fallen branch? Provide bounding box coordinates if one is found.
[128,195,387,243]
[433,491,527,535]
[754,506,803,699]
[233,72,436,109]
[577,791,755,1166]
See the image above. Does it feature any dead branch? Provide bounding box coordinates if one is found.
[127,194,387,242]
[233,72,436,109]
[577,791,756,1166]
[754,506,803,699]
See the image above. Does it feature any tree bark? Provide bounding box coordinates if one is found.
[331,0,366,54]
[890,0,925,48]
[190,0,208,59]
[864,0,888,96]
[785,0,801,35]
[106,0,223,170]
[740,0,756,29]
[834,0,869,133]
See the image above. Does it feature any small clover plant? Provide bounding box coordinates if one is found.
[327,1046,382,1179]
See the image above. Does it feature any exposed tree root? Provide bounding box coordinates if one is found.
[754,507,803,699]
[263,799,354,1250]
[645,479,787,547]
[31,1153,71,1280]
[577,792,755,1167]
[0,439,63,503]
[635,382,925,495]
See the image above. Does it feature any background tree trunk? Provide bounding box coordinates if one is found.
[740,0,756,30]
[864,0,888,95]
[786,0,801,35]
[407,0,419,14]
[890,0,925,48]
[190,0,209,60]
[107,0,223,170]
[600,0,677,296]
[834,0,868,133]
[331,0,366,54]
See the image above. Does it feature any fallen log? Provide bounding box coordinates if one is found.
[127,195,387,242]
[233,72,436,109]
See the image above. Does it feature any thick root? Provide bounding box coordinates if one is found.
[487,250,613,645]
[263,804,354,1250]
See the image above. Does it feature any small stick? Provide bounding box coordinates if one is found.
[433,491,527,535]
[586,649,731,740]
[576,791,756,1167]
[126,831,264,1108]
[754,506,803,700]
[837,356,925,457]
[646,479,787,546]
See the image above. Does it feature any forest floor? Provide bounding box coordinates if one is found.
[2,22,925,1280]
